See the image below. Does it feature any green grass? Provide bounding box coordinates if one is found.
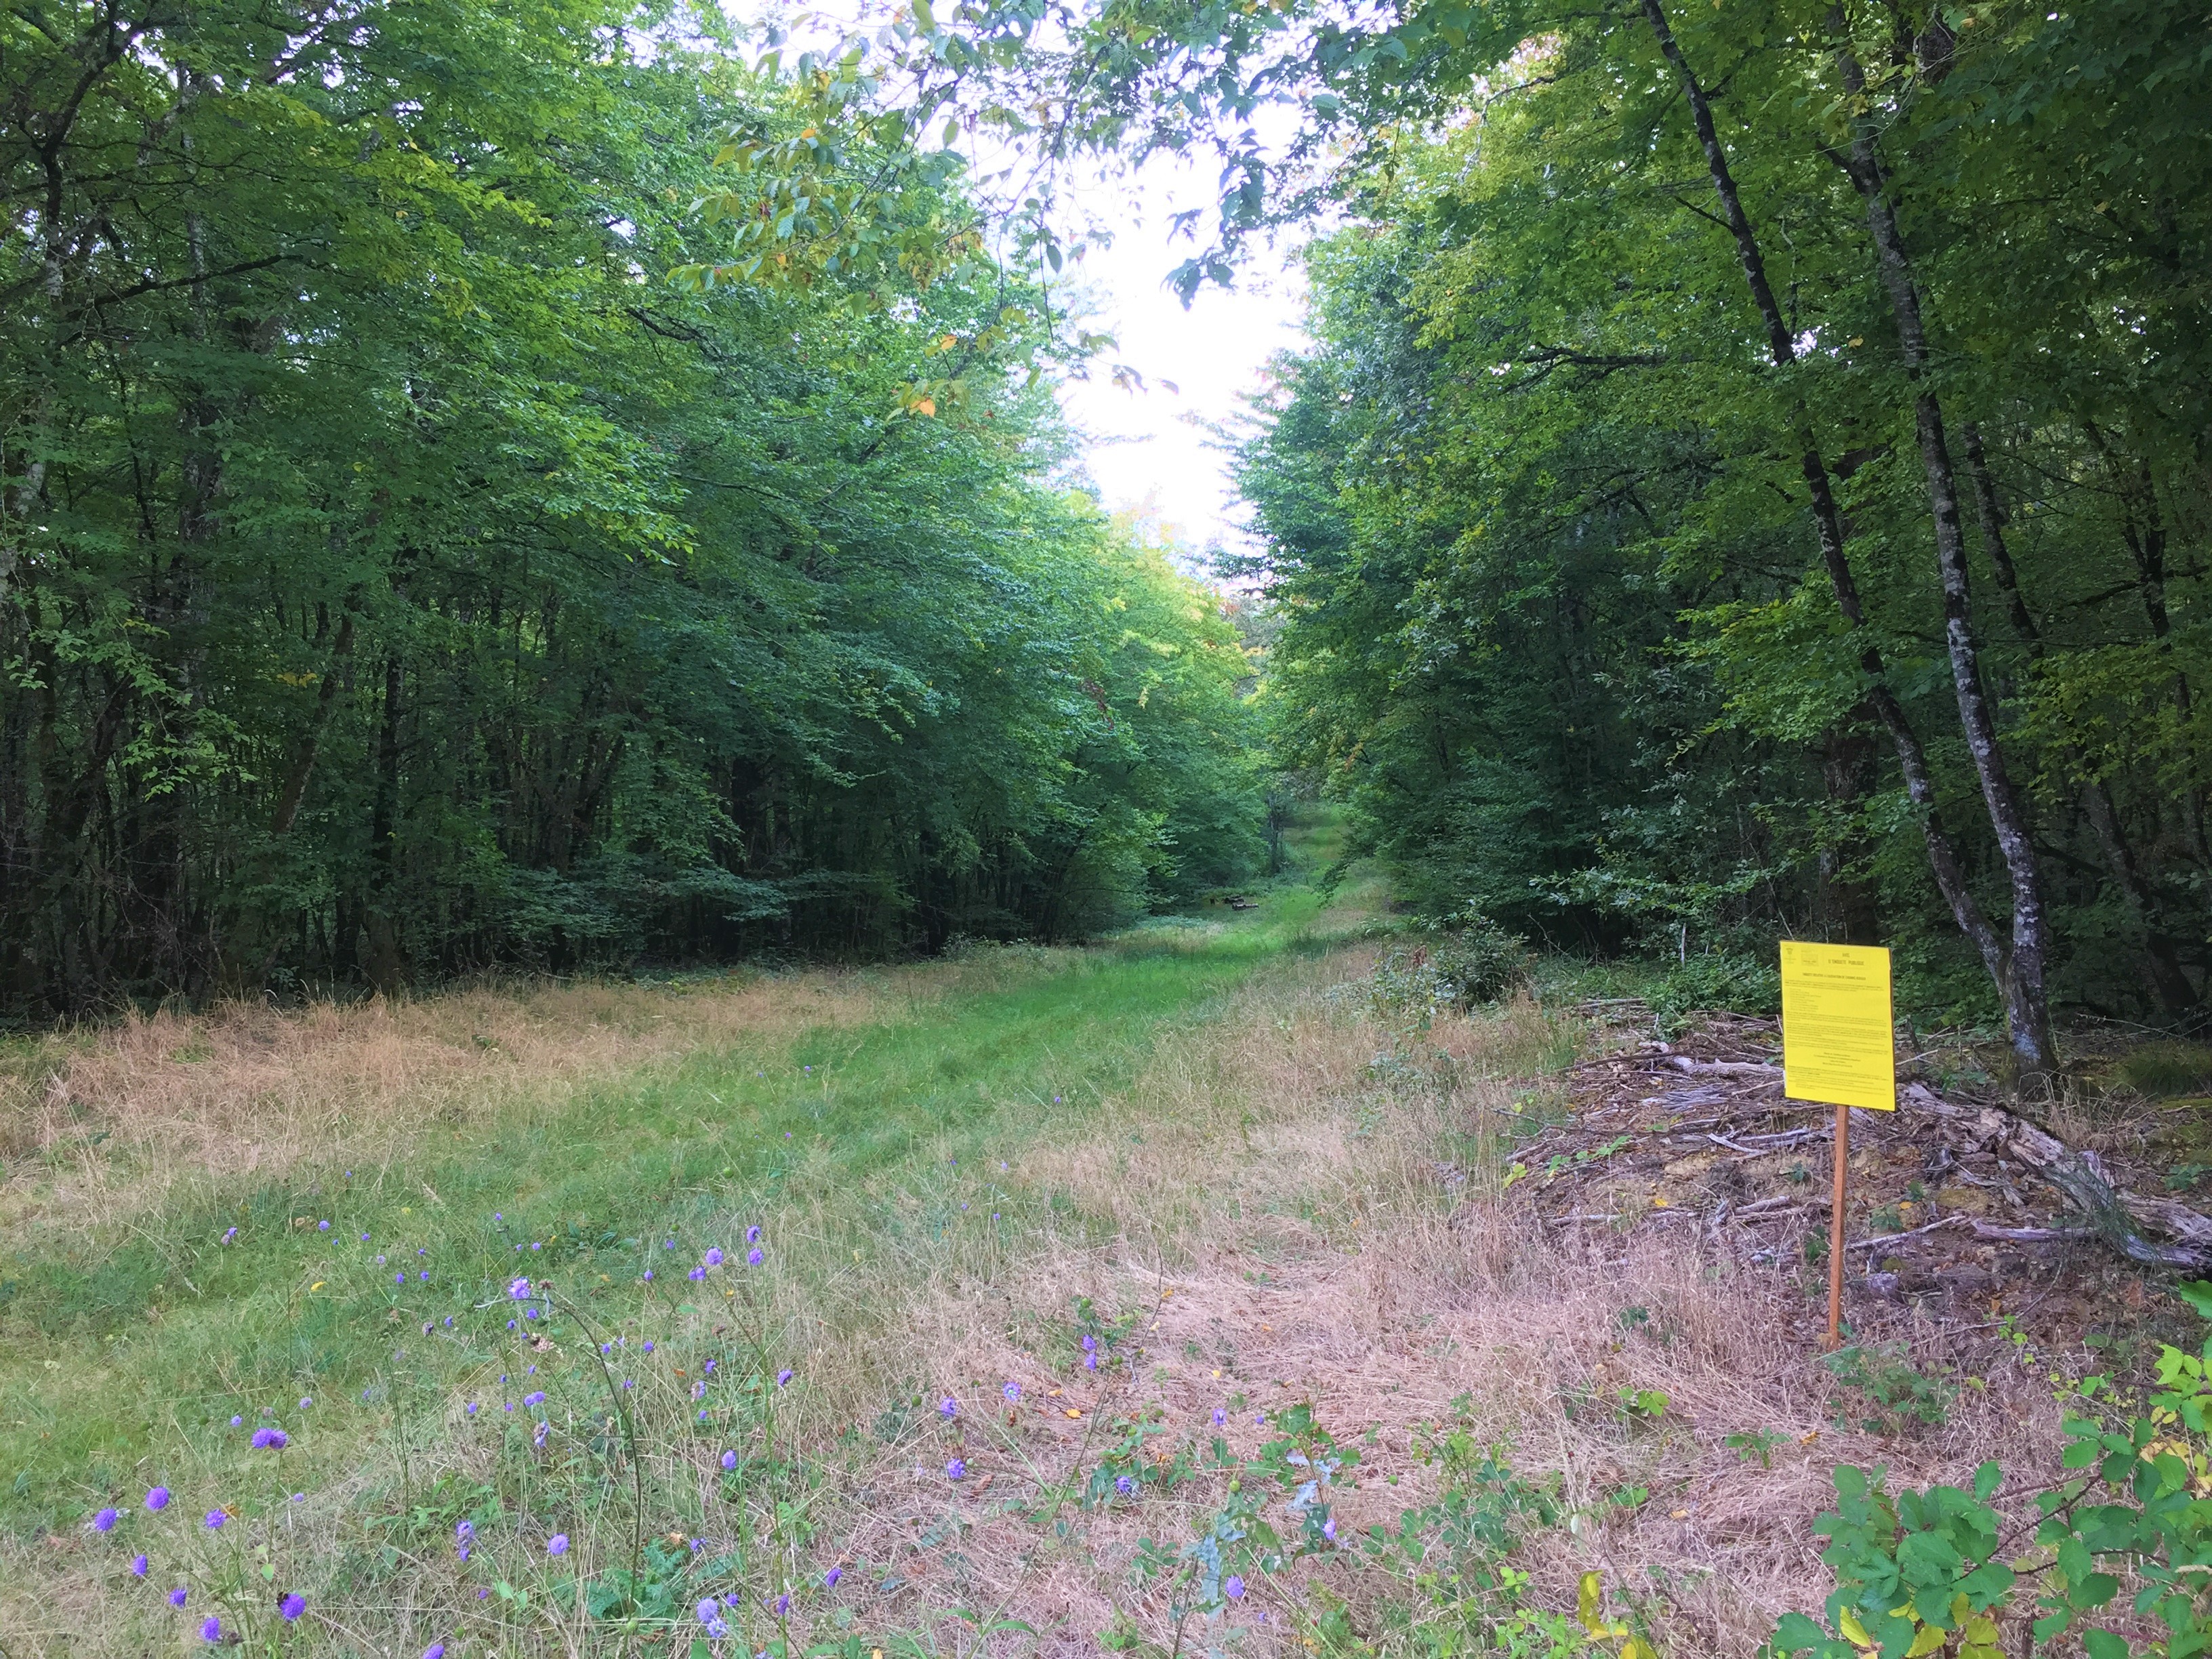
[0,873,1361,1539]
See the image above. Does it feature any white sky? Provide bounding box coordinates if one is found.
[1046,161,1309,562]
[722,1,1314,560]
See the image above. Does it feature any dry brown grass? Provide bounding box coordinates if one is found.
[0,936,2070,1656]
[790,956,2065,1654]
[0,970,887,1242]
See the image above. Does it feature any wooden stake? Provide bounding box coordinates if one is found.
[1827,1097,1849,1349]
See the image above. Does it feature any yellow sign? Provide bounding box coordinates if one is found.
[1780,941,1895,1111]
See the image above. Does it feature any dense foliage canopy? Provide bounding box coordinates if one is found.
[670,0,2211,1065]
[0,0,1263,1015]
[1222,1,2212,1045]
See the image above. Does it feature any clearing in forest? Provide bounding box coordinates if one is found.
[2,861,2205,1656]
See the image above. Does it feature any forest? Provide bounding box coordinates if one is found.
[6,0,2210,1075]
[0,0,1263,1017]
[13,7,2212,1654]
[1228,0,2212,1080]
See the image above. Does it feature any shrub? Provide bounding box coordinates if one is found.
[1820,1343,1957,1437]
[1648,951,1781,1033]
[1373,909,1534,1026]
[1771,1281,2212,1658]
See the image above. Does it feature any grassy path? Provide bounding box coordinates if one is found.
[0,890,1336,1535]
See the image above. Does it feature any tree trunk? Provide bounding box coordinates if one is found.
[1832,43,2056,1084]
[1820,719,1883,947]
[1638,0,2013,1005]
[1961,421,2196,1016]
[363,653,407,996]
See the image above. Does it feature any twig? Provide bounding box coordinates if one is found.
[1707,1129,1828,1155]
[1846,1214,2100,1253]
[1844,1215,1969,1251]
[1666,1057,1782,1078]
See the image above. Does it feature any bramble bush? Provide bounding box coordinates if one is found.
[1767,1281,2212,1659]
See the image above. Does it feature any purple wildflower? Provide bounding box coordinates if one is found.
[524,1390,544,1406]
[547,1534,569,1555]
[508,1277,530,1299]
[131,1553,148,1577]
[425,1646,447,1659]
[746,1225,761,1244]
[300,1397,313,1409]
[465,1401,478,1415]
[696,1599,720,1626]
[205,1510,226,1530]
[170,1587,188,1607]
[91,1507,118,1532]
[1002,1380,1021,1403]
[777,1368,793,1388]
[280,1593,306,1621]
[721,1450,737,1471]
[774,1591,791,1616]
[230,1416,243,1427]
[747,1247,764,1266]
[1225,1574,1245,1600]
[946,1457,966,1480]
[456,1520,474,1543]
[939,1397,958,1418]
[1213,1408,1227,1427]
[687,1267,705,1282]
[146,1487,171,1511]
[825,1565,843,1587]
[201,1616,222,1641]
[317,1221,329,1232]
[1115,1475,1135,1496]
[703,1248,724,1267]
